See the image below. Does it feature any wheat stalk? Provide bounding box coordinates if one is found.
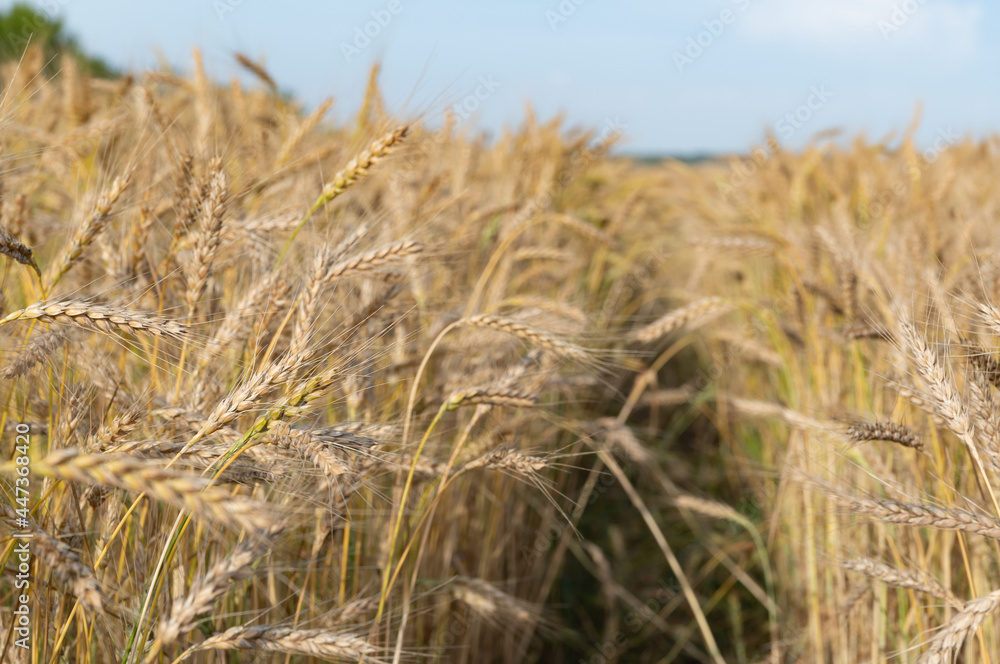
[844,496,1000,539]
[447,387,539,409]
[234,52,277,90]
[841,558,960,607]
[158,538,264,644]
[184,159,228,309]
[917,590,1000,663]
[450,576,541,626]
[1,328,68,379]
[0,300,187,340]
[15,449,278,533]
[463,314,588,362]
[46,171,133,288]
[317,239,424,282]
[183,626,379,661]
[633,297,733,343]
[0,507,103,613]
[278,126,410,263]
[846,421,922,450]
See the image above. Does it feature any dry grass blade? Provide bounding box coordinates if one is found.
[842,321,894,342]
[691,236,775,253]
[726,397,828,431]
[512,246,574,262]
[638,385,695,408]
[675,494,746,523]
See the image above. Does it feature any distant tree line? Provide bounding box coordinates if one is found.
[0,3,115,77]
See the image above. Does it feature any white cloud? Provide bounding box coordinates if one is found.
[742,0,894,43]
[893,3,982,60]
[741,0,982,59]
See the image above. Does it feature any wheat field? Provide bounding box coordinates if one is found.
[0,44,998,664]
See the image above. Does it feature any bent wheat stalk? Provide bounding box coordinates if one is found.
[7,449,277,533]
[181,626,379,661]
[633,297,733,343]
[0,301,187,340]
[463,314,589,362]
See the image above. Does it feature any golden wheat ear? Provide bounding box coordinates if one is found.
[184,626,380,661]
[0,300,188,340]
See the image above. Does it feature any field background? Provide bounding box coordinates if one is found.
[0,26,998,664]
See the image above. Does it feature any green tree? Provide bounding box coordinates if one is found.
[0,3,115,78]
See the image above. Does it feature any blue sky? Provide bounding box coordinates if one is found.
[7,0,998,155]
